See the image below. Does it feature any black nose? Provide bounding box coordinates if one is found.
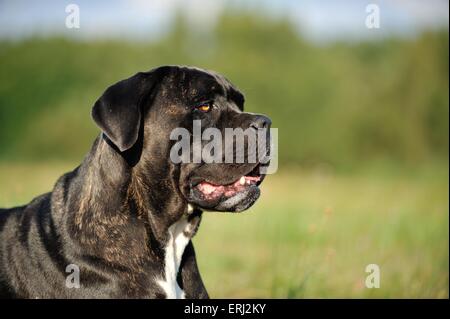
[250,115,272,129]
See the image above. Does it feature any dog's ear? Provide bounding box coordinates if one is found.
[92,68,166,152]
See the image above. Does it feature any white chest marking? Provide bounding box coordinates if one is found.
[157,205,194,299]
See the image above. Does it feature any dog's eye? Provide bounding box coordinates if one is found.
[195,102,212,113]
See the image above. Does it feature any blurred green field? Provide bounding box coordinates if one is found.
[0,162,447,298]
[0,14,448,170]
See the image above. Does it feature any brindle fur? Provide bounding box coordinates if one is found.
[0,65,270,298]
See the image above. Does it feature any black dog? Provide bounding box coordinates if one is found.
[0,66,271,298]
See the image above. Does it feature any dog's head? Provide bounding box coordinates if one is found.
[92,66,271,213]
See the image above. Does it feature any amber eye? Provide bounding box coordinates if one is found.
[196,103,212,112]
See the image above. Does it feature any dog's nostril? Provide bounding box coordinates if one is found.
[250,115,272,129]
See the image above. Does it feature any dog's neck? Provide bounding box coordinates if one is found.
[62,136,193,264]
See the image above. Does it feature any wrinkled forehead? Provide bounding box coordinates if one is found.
[164,67,244,110]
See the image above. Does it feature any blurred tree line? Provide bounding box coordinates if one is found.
[0,13,448,171]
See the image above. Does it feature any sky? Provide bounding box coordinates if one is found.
[0,0,448,43]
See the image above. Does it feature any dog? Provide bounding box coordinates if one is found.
[0,66,271,298]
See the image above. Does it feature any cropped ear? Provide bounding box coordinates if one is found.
[92,68,165,152]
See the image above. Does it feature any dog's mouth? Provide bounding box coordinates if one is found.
[196,172,261,200]
[187,164,265,212]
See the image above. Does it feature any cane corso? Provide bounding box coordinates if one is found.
[0,66,271,298]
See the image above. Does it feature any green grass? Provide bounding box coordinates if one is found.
[0,162,447,298]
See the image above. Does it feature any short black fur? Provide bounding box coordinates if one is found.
[0,65,271,298]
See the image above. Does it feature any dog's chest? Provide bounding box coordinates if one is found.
[157,215,193,299]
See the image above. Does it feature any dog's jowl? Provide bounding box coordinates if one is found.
[0,66,271,299]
